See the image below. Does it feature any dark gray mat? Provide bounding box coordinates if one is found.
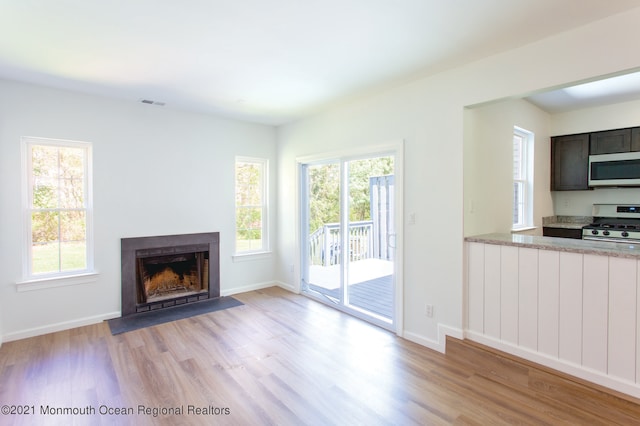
[107,296,243,335]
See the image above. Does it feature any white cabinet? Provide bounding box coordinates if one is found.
[466,241,640,398]
[500,246,519,344]
[582,254,608,372]
[538,250,560,357]
[484,244,501,339]
[608,257,637,382]
[558,252,583,365]
[467,242,484,334]
[518,248,538,351]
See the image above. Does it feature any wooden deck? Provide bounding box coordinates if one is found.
[307,258,393,318]
[309,274,393,319]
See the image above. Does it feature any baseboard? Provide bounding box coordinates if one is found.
[403,323,464,354]
[3,282,284,343]
[3,311,121,343]
[221,281,279,296]
[465,330,640,400]
[274,280,298,293]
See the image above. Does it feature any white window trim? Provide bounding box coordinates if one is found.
[20,136,95,286]
[512,127,534,231]
[234,156,269,256]
[16,272,99,292]
[231,251,273,262]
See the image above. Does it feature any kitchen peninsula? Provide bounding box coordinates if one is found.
[465,232,640,399]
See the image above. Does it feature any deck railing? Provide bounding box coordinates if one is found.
[309,221,373,266]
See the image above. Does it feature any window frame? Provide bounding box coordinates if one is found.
[234,156,269,256]
[512,127,534,230]
[21,136,94,284]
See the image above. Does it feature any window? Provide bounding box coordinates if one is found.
[513,127,534,229]
[235,157,268,254]
[23,137,93,279]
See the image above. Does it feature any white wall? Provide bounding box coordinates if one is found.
[464,99,553,236]
[0,79,277,341]
[276,7,640,351]
[550,99,640,215]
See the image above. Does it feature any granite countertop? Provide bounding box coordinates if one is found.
[465,233,640,259]
[542,215,592,230]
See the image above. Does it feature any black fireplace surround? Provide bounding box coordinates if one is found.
[120,232,220,317]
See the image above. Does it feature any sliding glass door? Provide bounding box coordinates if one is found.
[301,154,396,329]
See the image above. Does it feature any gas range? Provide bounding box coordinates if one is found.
[582,204,640,243]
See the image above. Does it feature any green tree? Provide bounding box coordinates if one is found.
[31,145,86,244]
[307,156,394,233]
[308,163,340,233]
[348,157,394,222]
[235,162,263,245]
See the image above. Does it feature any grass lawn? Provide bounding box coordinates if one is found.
[32,241,86,274]
[236,238,263,252]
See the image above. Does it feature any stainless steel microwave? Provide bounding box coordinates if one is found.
[588,151,640,187]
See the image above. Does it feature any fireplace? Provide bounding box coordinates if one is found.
[120,232,220,316]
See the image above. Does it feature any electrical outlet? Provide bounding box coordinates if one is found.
[425,304,434,318]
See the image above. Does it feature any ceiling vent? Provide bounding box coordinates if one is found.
[139,99,165,106]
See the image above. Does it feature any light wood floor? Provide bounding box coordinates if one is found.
[1,286,639,425]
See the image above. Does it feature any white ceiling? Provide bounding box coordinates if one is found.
[1,1,639,125]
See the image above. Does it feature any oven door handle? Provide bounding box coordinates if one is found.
[582,236,640,244]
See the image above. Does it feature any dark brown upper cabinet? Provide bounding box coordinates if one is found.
[589,128,632,154]
[551,133,589,191]
[632,127,640,151]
